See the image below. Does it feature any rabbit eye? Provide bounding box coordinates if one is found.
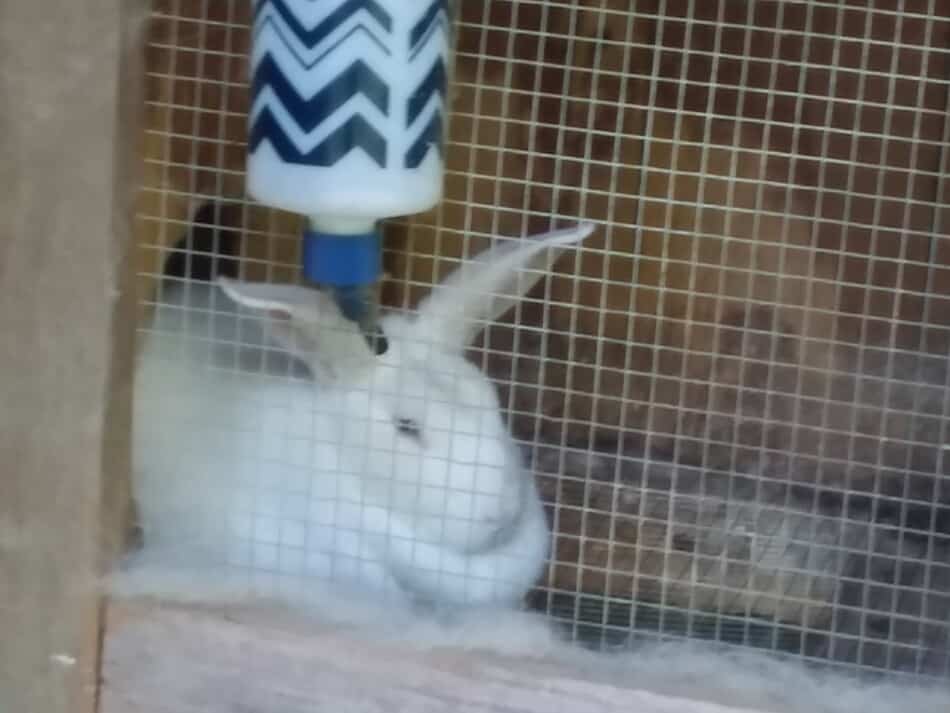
[396,418,422,441]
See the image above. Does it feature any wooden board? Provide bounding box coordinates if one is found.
[0,1,138,711]
[99,599,755,713]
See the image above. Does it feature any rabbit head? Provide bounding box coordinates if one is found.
[218,223,596,555]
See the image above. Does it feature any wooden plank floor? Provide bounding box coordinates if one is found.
[100,599,750,713]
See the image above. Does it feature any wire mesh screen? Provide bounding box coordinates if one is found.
[135,0,950,683]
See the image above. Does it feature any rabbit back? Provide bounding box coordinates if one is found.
[133,283,320,565]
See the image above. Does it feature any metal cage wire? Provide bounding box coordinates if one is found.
[136,0,950,682]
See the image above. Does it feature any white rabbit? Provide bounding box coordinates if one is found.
[131,223,596,608]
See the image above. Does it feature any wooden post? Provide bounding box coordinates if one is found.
[0,1,137,711]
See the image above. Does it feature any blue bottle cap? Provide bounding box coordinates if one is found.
[302,228,382,286]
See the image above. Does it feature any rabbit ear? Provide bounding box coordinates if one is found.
[217,277,375,381]
[412,223,596,350]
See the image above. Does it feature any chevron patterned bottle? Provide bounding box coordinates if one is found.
[248,0,452,344]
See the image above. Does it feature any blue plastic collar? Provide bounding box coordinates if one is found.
[302,228,382,286]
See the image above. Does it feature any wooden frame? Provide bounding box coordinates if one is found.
[0,1,142,711]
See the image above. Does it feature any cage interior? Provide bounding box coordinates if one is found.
[134,0,950,684]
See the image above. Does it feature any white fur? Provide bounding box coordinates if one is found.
[128,224,596,608]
